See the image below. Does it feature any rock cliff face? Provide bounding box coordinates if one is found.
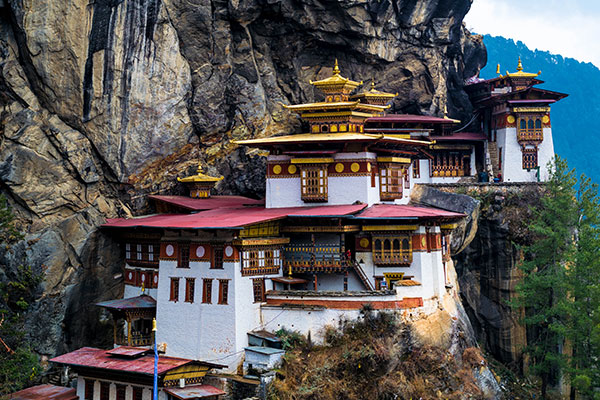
[0,0,485,359]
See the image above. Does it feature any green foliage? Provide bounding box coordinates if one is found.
[0,194,41,395]
[0,347,40,394]
[512,157,600,398]
[275,328,307,351]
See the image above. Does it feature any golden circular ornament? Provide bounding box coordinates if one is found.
[367,163,372,172]
[359,238,370,248]
[335,163,345,173]
[288,165,297,174]
[542,115,550,124]
[273,165,282,175]
[351,162,360,173]
[507,115,515,124]
[421,237,427,247]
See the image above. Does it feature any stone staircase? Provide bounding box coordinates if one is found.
[487,140,499,179]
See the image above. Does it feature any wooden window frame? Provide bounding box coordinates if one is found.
[412,159,420,178]
[84,379,94,400]
[241,246,282,276]
[379,163,404,200]
[211,246,224,269]
[185,278,195,303]
[170,278,179,302]
[300,165,328,202]
[99,381,110,400]
[125,242,160,267]
[116,384,126,400]
[522,147,538,170]
[202,279,213,304]
[372,234,412,265]
[178,243,190,268]
[252,278,265,303]
[218,279,230,305]
[132,387,144,400]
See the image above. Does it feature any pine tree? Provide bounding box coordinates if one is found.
[513,157,578,398]
[562,176,600,399]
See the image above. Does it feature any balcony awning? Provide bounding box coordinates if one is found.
[96,294,156,310]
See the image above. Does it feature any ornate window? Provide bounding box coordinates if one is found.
[202,279,212,304]
[517,115,543,142]
[125,242,159,267]
[522,147,538,169]
[301,165,328,202]
[241,247,282,276]
[169,278,179,302]
[372,235,412,265]
[253,278,266,303]
[218,279,229,305]
[379,164,403,200]
[430,151,469,177]
[185,278,195,303]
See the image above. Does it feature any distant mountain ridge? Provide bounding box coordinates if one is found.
[478,34,600,181]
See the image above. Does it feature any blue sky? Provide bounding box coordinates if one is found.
[464,0,600,67]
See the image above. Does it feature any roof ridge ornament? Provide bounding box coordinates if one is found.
[333,58,341,75]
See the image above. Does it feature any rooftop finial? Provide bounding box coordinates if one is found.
[444,104,448,118]
[517,57,523,72]
[496,63,501,75]
[333,59,340,75]
[197,162,203,174]
[141,282,145,295]
[371,80,376,90]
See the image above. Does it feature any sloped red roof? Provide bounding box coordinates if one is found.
[355,204,464,219]
[50,347,224,375]
[430,132,488,141]
[105,346,151,358]
[96,294,156,310]
[102,204,367,230]
[366,114,457,125]
[7,385,78,400]
[149,195,263,211]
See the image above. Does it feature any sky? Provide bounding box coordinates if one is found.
[464,0,600,68]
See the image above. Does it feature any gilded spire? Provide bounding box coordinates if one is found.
[505,57,540,78]
[517,57,523,72]
[333,59,341,75]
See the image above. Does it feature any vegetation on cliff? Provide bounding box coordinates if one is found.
[513,158,600,399]
[268,308,491,400]
[0,195,41,394]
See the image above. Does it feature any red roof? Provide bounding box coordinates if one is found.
[430,132,488,141]
[164,385,226,399]
[7,385,78,400]
[149,195,263,211]
[366,114,457,125]
[50,347,224,375]
[96,294,156,310]
[103,204,367,230]
[355,204,464,219]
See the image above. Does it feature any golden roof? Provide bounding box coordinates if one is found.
[309,59,362,92]
[177,164,224,183]
[505,57,541,78]
[350,82,397,99]
[282,101,389,113]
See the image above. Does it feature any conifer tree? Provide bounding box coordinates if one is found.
[513,157,578,398]
[562,176,600,399]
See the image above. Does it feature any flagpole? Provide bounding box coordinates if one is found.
[153,318,158,400]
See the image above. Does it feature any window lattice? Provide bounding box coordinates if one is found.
[379,164,404,200]
[372,235,412,265]
[301,166,328,202]
[522,147,538,169]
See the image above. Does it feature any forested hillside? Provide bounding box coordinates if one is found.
[480,34,600,181]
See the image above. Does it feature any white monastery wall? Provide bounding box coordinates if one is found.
[498,127,554,182]
[538,127,554,181]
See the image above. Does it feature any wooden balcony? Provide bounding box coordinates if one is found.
[116,331,152,347]
[373,250,412,265]
[517,129,543,142]
[283,244,348,273]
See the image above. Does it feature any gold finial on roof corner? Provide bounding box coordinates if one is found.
[496,63,501,75]
[141,282,145,294]
[333,59,341,75]
[444,104,448,117]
